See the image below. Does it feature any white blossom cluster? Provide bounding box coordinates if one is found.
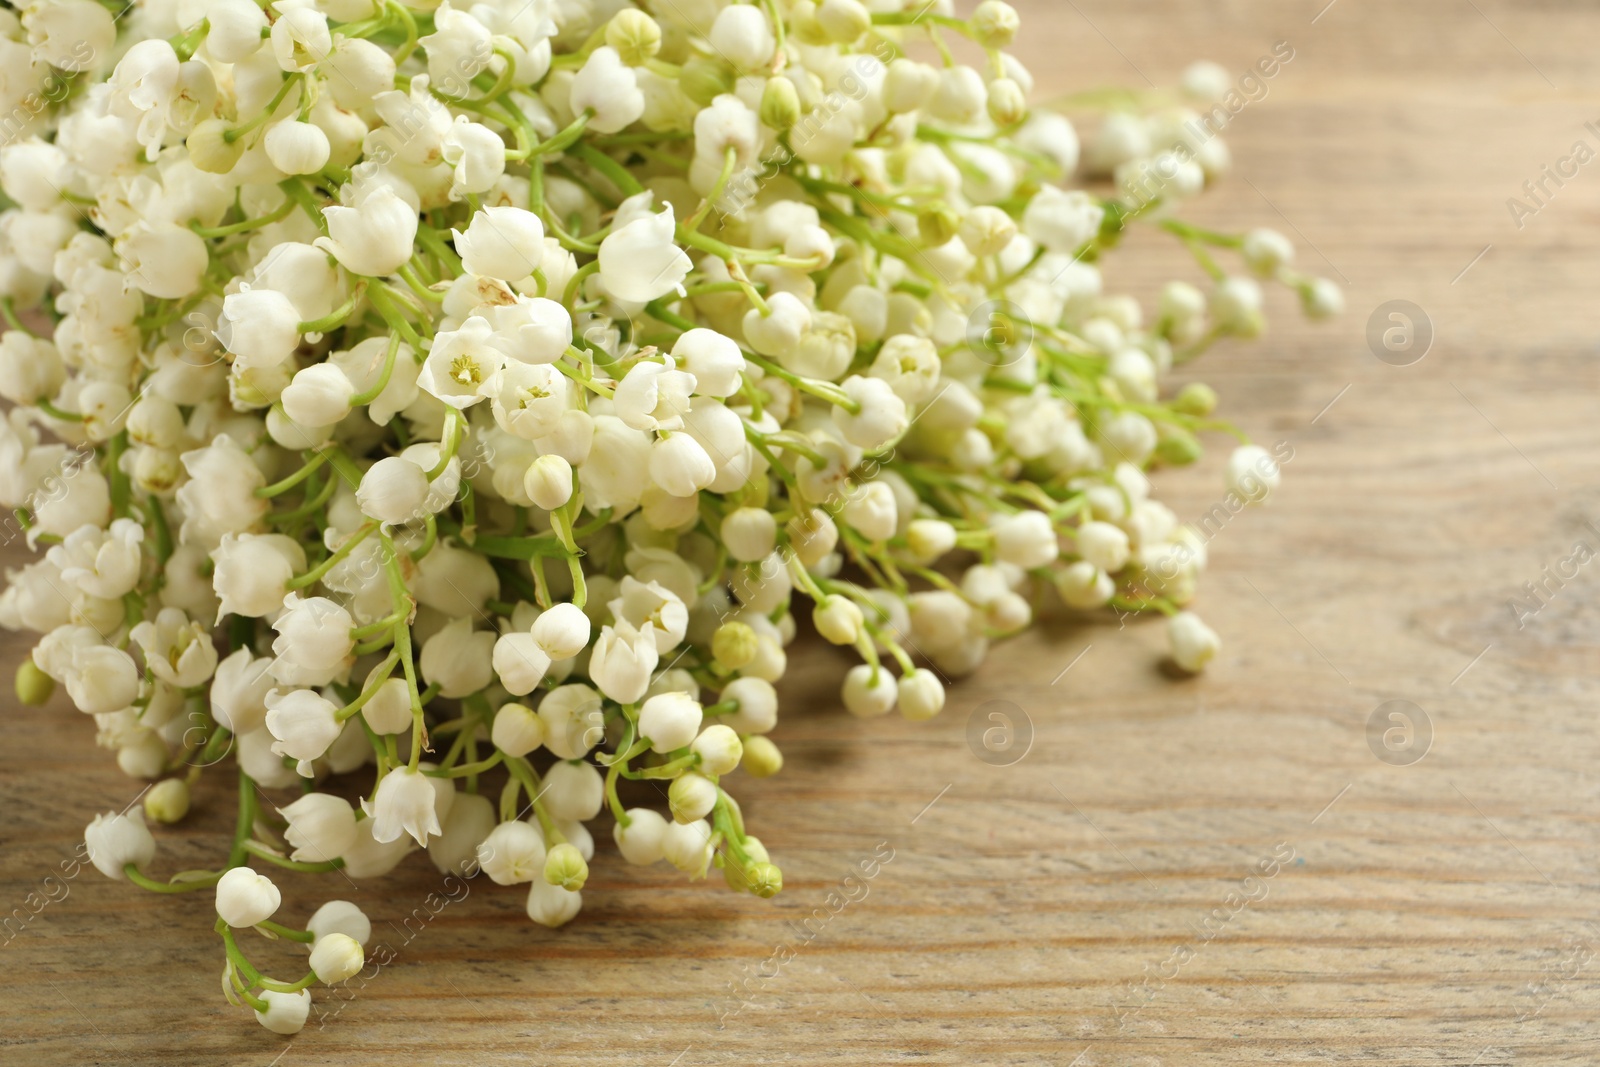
[0,0,1337,1034]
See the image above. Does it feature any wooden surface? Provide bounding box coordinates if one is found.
[7,2,1600,1063]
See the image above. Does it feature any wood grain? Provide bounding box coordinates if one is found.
[6,2,1600,1063]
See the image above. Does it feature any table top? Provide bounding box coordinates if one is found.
[6,2,1600,1064]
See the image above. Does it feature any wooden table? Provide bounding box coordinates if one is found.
[6,2,1599,1063]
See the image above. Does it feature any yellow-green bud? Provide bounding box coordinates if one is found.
[188,118,245,174]
[1155,426,1203,466]
[918,207,960,248]
[746,861,783,898]
[543,842,588,891]
[970,1,1021,48]
[144,778,191,824]
[986,76,1027,128]
[16,658,53,706]
[680,56,735,108]
[788,1,831,46]
[607,8,662,67]
[1172,381,1218,416]
[759,76,801,131]
[741,735,783,778]
[712,621,758,670]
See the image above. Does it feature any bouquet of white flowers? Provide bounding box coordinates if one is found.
[0,0,1336,1035]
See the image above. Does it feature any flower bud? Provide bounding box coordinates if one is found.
[812,595,864,646]
[15,658,53,706]
[1168,611,1221,672]
[970,1,1021,47]
[144,778,191,824]
[712,621,758,670]
[918,208,960,249]
[254,989,311,1035]
[680,56,736,108]
[842,664,897,718]
[613,807,669,865]
[606,8,661,66]
[720,507,777,562]
[310,932,365,984]
[639,691,703,753]
[543,842,588,890]
[745,861,783,898]
[759,76,801,130]
[477,821,546,885]
[264,120,331,176]
[691,724,742,776]
[215,866,282,928]
[741,734,784,778]
[524,453,574,511]
[491,702,545,758]
[668,772,719,824]
[526,878,582,927]
[1155,426,1203,466]
[187,118,245,174]
[897,668,946,721]
[816,0,870,42]
[1225,444,1281,504]
[84,810,157,880]
[356,456,429,526]
[307,900,371,945]
[1172,381,1218,416]
[532,602,591,660]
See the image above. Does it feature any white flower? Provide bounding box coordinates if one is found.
[269,594,355,687]
[367,766,442,846]
[356,456,430,526]
[842,664,897,718]
[332,336,420,424]
[476,820,545,885]
[360,674,413,736]
[486,359,569,438]
[264,120,332,176]
[307,900,372,946]
[638,691,702,753]
[691,724,742,775]
[613,807,668,865]
[419,618,495,698]
[897,668,946,721]
[742,292,811,357]
[1022,186,1104,254]
[1168,611,1220,672]
[63,644,140,715]
[48,518,142,600]
[608,577,687,653]
[570,46,644,134]
[833,375,908,451]
[215,866,281,928]
[531,602,590,659]
[0,331,64,404]
[671,328,743,398]
[720,508,776,562]
[264,687,342,770]
[812,595,864,646]
[419,1,493,87]
[218,287,301,372]
[119,222,207,299]
[720,676,778,734]
[661,817,713,876]
[315,186,418,278]
[541,760,602,821]
[280,793,359,863]
[209,649,276,735]
[271,6,332,72]
[129,607,218,689]
[418,315,504,409]
[588,620,658,704]
[486,296,569,365]
[597,201,691,304]
[442,116,505,199]
[992,510,1059,569]
[649,432,716,497]
[1226,444,1281,504]
[490,701,544,758]
[840,481,898,543]
[23,0,114,72]
[281,363,355,427]
[254,989,312,1035]
[428,792,495,875]
[84,809,156,880]
[614,359,695,432]
[210,533,303,621]
[523,453,573,510]
[309,932,365,985]
[454,207,545,283]
[1075,520,1130,573]
[492,632,551,697]
[668,771,718,824]
[525,878,581,927]
[708,4,775,72]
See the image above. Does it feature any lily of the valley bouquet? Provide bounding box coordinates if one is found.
[0,0,1337,1035]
